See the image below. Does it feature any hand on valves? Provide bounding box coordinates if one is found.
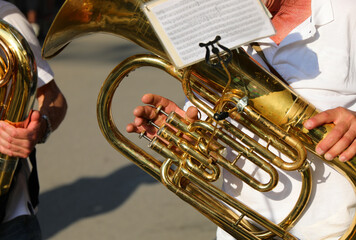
[126,93,199,138]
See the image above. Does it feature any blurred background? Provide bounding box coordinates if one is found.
[5,0,64,43]
[6,1,218,239]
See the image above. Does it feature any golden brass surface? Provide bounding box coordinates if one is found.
[0,20,37,196]
[42,0,356,239]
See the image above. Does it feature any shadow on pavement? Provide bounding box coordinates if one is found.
[38,164,156,239]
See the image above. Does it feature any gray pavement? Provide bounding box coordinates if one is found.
[36,33,218,239]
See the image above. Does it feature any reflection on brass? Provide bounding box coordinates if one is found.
[42,1,356,239]
[0,20,37,196]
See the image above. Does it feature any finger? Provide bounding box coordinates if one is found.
[304,111,334,130]
[321,127,356,160]
[141,93,155,105]
[0,121,36,156]
[0,130,31,158]
[142,93,170,108]
[0,143,31,158]
[130,105,159,133]
[185,106,199,122]
[15,110,35,128]
[126,121,158,139]
[1,121,36,142]
[133,106,165,130]
[0,121,16,140]
[339,140,356,162]
[142,94,181,116]
[133,105,158,121]
[126,123,138,133]
[29,111,41,126]
[315,122,349,155]
[26,111,42,138]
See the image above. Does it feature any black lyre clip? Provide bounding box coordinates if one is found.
[199,35,232,68]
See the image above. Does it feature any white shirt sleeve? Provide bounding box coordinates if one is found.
[0,1,54,88]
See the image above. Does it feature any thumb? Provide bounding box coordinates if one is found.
[8,110,39,128]
[26,111,41,130]
[185,106,199,122]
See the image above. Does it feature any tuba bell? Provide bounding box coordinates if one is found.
[0,20,37,196]
[42,0,356,239]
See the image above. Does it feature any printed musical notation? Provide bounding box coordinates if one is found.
[144,0,275,68]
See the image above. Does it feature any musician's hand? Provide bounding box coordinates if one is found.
[0,110,45,158]
[303,107,356,162]
[126,93,199,138]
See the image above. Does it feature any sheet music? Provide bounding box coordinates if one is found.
[144,0,275,68]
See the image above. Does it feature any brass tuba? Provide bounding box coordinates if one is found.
[0,20,37,196]
[42,0,356,239]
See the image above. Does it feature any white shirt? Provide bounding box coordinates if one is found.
[184,0,356,239]
[0,1,54,222]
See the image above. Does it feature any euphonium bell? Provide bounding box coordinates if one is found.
[42,0,356,239]
[0,20,37,196]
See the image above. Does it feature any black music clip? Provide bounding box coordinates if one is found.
[199,35,232,68]
[213,111,229,121]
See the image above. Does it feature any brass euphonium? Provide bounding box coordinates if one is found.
[42,0,356,239]
[0,20,37,196]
